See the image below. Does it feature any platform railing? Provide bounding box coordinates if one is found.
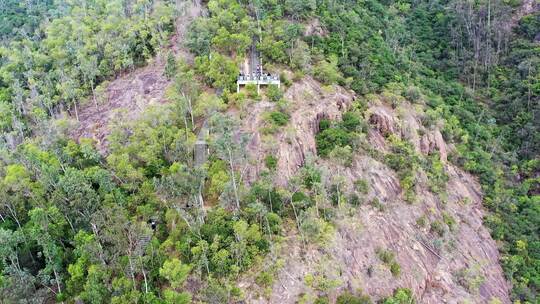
[237,74,280,81]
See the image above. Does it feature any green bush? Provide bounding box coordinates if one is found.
[423,153,449,194]
[266,84,283,102]
[442,212,456,231]
[341,111,363,132]
[384,136,419,203]
[382,288,415,304]
[255,271,274,287]
[314,296,330,304]
[329,145,353,167]
[265,155,278,170]
[300,208,334,245]
[313,55,343,85]
[245,83,259,99]
[300,164,322,189]
[430,220,445,237]
[370,198,385,212]
[416,215,427,227]
[269,111,290,126]
[292,191,309,203]
[280,72,292,87]
[377,248,395,264]
[354,179,369,194]
[376,248,401,277]
[390,261,401,277]
[316,127,351,157]
[336,292,372,304]
[348,193,363,206]
[181,208,270,277]
[319,118,331,131]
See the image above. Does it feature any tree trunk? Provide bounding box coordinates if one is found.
[228,148,241,211]
[74,102,79,122]
[140,257,149,294]
[91,81,98,109]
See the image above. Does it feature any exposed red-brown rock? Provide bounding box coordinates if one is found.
[239,79,510,303]
[242,76,355,185]
[420,129,448,162]
[368,106,399,136]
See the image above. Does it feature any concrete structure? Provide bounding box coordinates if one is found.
[194,140,209,166]
[237,74,280,93]
[194,120,209,167]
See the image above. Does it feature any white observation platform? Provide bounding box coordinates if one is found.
[237,74,280,93]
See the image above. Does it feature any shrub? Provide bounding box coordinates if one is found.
[269,111,290,126]
[454,266,485,294]
[314,296,330,304]
[184,209,269,277]
[265,155,278,170]
[202,279,229,304]
[228,92,246,107]
[266,84,283,102]
[423,153,449,194]
[313,55,342,85]
[300,164,322,189]
[341,111,362,132]
[430,220,445,237]
[316,127,351,157]
[354,179,369,194]
[245,83,259,99]
[336,292,372,304]
[329,145,353,167]
[442,212,456,231]
[300,208,334,245]
[382,288,415,303]
[262,111,290,134]
[280,72,292,87]
[390,261,401,277]
[292,191,309,203]
[376,248,401,277]
[377,248,395,264]
[348,193,363,206]
[416,215,427,227]
[319,118,331,131]
[384,136,419,203]
[370,198,385,211]
[405,85,423,103]
[255,271,273,287]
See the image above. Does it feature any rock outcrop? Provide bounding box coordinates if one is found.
[368,106,399,136]
[420,129,448,162]
[241,77,355,185]
[239,81,510,303]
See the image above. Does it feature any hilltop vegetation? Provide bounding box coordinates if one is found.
[0,0,538,303]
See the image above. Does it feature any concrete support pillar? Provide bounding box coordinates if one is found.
[237,83,240,93]
[194,140,208,167]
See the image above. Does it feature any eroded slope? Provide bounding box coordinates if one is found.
[238,78,510,303]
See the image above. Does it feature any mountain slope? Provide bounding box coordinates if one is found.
[236,77,510,303]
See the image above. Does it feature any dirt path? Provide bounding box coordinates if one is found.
[70,1,202,153]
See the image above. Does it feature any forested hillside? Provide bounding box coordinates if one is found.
[0,0,538,303]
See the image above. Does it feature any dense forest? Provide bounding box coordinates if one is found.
[0,0,538,303]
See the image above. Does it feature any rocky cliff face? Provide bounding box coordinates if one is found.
[239,77,510,303]
[242,77,356,185]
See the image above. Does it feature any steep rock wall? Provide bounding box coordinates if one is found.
[239,78,510,303]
